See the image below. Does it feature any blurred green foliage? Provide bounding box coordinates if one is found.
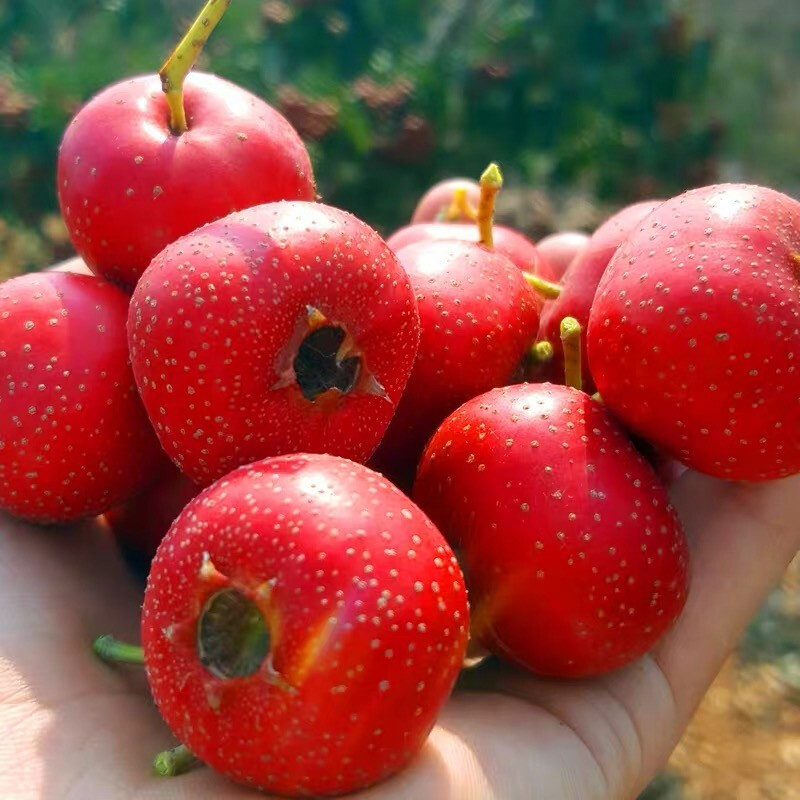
[0,0,723,273]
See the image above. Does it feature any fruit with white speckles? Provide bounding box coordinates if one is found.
[128,201,420,486]
[537,200,662,390]
[536,231,590,279]
[58,0,315,290]
[413,383,689,678]
[371,164,540,487]
[58,72,314,291]
[370,238,540,488]
[388,221,555,284]
[410,177,481,223]
[0,272,164,522]
[389,165,554,289]
[142,453,469,796]
[589,184,800,481]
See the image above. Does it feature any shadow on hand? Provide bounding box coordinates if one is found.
[0,514,173,798]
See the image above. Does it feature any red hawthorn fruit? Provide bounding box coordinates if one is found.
[58,71,315,290]
[370,238,540,489]
[142,453,469,796]
[105,456,200,564]
[536,231,590,279]
[128,201,420,486]
[57,4,315,291]
[589,184,800,481]
[0,272,163,522]
[387,221,555,284]
[537,200,662,390]
[371,164,540,488]
[410,177,481,223]
[413,383,689,678]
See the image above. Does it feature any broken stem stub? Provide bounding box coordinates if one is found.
[560,316,583,392]
[93,635,145,666]
[530,340,554,364]
[154,744,199,778]
[477,162,503,249]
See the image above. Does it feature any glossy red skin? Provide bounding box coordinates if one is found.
[142,453,468,796]
[413,383,689,678]
[537,201,662,391]
[589,184,800,481]
[58,72,316,289]
[536,231,590,279]
[0,273,163,522]
[105,456,200,562]
[370,239,540,488]
[386,222,555,285]
[128,201,420,486]
[410,178,481,223]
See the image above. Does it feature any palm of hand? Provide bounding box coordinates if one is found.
[1,472,798,800]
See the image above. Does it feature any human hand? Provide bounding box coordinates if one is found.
[0,469,797,799]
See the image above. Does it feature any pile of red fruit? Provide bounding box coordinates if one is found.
[2,2,799,796]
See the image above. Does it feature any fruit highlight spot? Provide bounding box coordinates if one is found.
[293,324,361,402]
[197,588,270,680]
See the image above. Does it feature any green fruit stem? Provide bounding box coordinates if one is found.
[153,744,199,777]
[523,272,562,299]
[93,635,145,666]
[560,316,583,391]
[477,162,503,249]
[530,340,554,363]
[160,0,231,134]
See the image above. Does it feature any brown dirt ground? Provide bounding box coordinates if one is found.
[646,556,800,799]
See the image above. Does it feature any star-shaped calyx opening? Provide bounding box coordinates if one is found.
[274,306,389,405]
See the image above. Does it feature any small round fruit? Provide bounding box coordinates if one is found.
[537,201,662,391]
[589,184,800,481]
[0,272,163,522]
[414,383,689,678]
[536,231,590,279]
[371,238,539,487]
[128,201,420,486]
[411,178,481,223]
[142,453,469,796]
[58,72,315,289]
[387,221,554,282]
